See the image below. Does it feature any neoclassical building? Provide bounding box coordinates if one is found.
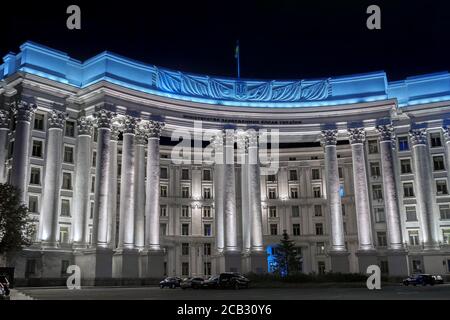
[1,41,450,284]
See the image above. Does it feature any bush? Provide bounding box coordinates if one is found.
[246,272,368,283]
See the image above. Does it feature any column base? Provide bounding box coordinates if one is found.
[112,248,140,279]
[356,250,378,274]
[139,249,165,279]
[243,251,267,274]
[212,252,226,274]
[223,250,242,273]
[74,247,113,286]
[329,250,350,273]
[386,249,409,277]
[423,252,446,275]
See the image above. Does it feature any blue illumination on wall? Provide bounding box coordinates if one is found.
[2,41,450,108]
[339,185,345,198]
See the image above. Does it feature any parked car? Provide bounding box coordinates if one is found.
[403,274,435,286]
[433,275,444,284]
[181,277,204,289]
[159,277,182,289]
[203,273,250,289]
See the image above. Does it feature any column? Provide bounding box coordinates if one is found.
[237,132,251,254]
[321,129,349,273]
[443,126,450,193]
[376,125,408,276]
[39,110,66,247]
[106,126,119,248]
[140,120,165,278]
[72,116,93,248]
[348,128,376,272]
[134,128,146,250]
[10,101,36,202]
[247,130,267,273]
[410,128,439,249]
[0,110,10,184]
[212,133,225,254]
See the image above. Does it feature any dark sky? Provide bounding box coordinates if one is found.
[2,0,450,81]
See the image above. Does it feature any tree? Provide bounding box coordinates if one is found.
[0,183,34,261]
[273,230,301,276]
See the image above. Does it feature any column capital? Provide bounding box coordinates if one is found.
[210,131,224,149]
[110,125,120,141]
[144,120,165,138]
[120,115,140,134]
[13,101,37,122]
[0,110,11,128]
[348,128,366,144]
[47,110,68,129]
[376,124,394,141]
[320,129,338,146]
[409,128,427,146]
[247,130,259,147]
[443,126,450,142]
[236,131,249,151]
[135,128,148,145]
[76,116,94,136]
[94,109,117,129]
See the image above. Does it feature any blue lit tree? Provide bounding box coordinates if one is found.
[272,230,301,276]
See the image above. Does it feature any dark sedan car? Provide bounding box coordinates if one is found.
[159,277,182,289]
[203,273,250,289]
[181,277,204,289]
[403,274,435,286]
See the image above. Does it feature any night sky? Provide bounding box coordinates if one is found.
[2,0,450,81]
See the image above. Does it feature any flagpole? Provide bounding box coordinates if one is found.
[236,40,240,79]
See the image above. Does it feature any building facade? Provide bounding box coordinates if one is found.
[1,42,450,283]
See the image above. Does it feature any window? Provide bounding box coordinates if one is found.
[409,230,420,246]
[380,261,389,274]
[372,185,383,200]
[34,114,44,130]
[314,205,322,217]
[30,167,41,185]
[338,167,344,179]
[293,224,301,236]
[90,202,94,219]
[25,259,36,275]
[91,177,95,193]
[267,174,277,182]
[62,173,72,190]
[61,260,70,275]
[290,187,298,199]
[311,168,320,180]
[405,206,417,222]
[368,140,379,154]
[64,146,74,163]
[181,224,189,236]
[289,170,298,181]
[341,204,346,216]
[269,206,277,218]
[318,261,326,275]
[430,132,442,147]
[400,159,412,174]
[436,180,448,195]
[316,242,325,255]
[203,188,211,199]
[268,188,277,199]
[442,229,450,245]
[88,227,93,245]
[28,196,39,214]
[160,205,167,217]
[433,156,445,171]
[203,206,211,218]
[377,232,387,247]
[92,151,97,167]
[160,167,168,179]
[59,226,69,244]
[182,186,190,198]
[181,168,190,180]
[32,140,43,158]
[182,262,189,276]
[203,243,211,256]
[60,199,71,217]
[160,223,167,236]
[412,260,422,273]
[370,162,381,177]
[292,206,300,217]
[204,262,211,276]
[315,223,324,235]
[398,136,409,151]
[181,206,190,217]
[313,186,321,198]
[403,182,415,198]
[160,185,167,197]
[374,207,385,222]
[439,204,450,220]
[203,169,211,181]
[182,243,189,255]
[204,224,212,236]
[289,157,297,161]
[270,224,278,236]
[65,121,75,137]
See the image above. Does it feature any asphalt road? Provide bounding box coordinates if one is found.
[15,283,450,300]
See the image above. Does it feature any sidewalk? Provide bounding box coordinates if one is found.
[9,289,34,300]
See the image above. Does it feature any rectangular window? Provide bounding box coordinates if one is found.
[338,167,344,179]
[375,207,385,222]
[341,204,346,216]
[61,260,70,275]
[32,140,43,158]
[26,259,36,275]
[182,262,189,276]
[30,167,41,185]
[439,204,450,220]
[268,188,277,199]
[318,261,326,275]
[160,185,168,197]
[63,146,74,163]
[203,243,211,256]
[90,202,94,219]
[372,185,383,200]
[315,223,324,235]
[405,206,417,222]
[203,206,211,218]
[203,188,211,199]
[92,151,97,167]
[62,173,72,190]
[160,205,167,217]
[377,232,387,247]
[65,121,75,137]
[270,224,278,236]
[433,156,445,171]
[409,230,420,246]
[204,262,211,276]
[380,261,389,274]
[181,224,189,236]
[91,177,95,193]
[314,205,322,217]
[292,206,300,217]
[436,180,448,195]
[313,186,321,198]
[412,260,422,273]
[181,206,190,217]
[204,224,212,236]
[368,140,379,154]
[400,159,412,174]
[28,196,39,214]
[60,199,71,217]
[267,174,277,182]
[430,132,442,147]
[311,168,320,180]
[293,224,301,236]
[403,182,415,198]
[160,167,168,179]
[398,136,409,151]
[443,229,450,245]
[316,242,325,255]
[59,226,69,244]
[289,170,298,181]
[181,168,190,180]
[290,187,298,199]
[34,114,44,130]
[181,243,189,255]
[269,206,277,218]
[182,186,190,198]
[160,223,167,236]
[203,169,211,181]
[370,162,381,177]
